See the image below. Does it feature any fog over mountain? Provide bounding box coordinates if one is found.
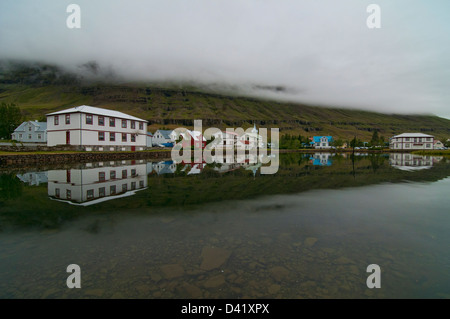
[1,0,449,118]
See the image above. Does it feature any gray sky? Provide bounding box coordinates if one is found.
[1,0,449,118]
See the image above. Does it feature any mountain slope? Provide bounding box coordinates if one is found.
[0,61,449,141]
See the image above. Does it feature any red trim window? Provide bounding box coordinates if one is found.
[110,118,115,127]
[122,120,127,128]
[98,132,105,141]
[122,133,127,142]
[131,134,136,142]
[54,115,59,125]
[122,170,127,178]
[99,172,106,182]
[110,132,115,142]
[139,122,144,130]
[98,116,105,126]
[86,114,93,125]
[131,121,136,129]
[65,114,70,125]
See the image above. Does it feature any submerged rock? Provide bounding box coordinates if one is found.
[304,237,318,247]
[160,263,184,279]
[269,266,290,282]
[200,247,231,271]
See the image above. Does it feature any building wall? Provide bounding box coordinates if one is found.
[47,113,147,148]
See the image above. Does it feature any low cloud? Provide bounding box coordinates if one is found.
[0,0,449,118]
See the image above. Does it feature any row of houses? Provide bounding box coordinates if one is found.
[10,105,447,150]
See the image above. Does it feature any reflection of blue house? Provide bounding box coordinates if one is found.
[16,172,48,186]
[309,153,333,166]
[310,136,333,149]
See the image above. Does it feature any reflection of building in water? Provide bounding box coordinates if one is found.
[309,153,333,166]
[16,172,48,186]
[48,160,148,206]
[389,153,441,171]
[152,161,177,175]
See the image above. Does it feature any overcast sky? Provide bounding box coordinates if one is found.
[1,0,449,118]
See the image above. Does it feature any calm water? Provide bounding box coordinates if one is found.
[0,152,449,298]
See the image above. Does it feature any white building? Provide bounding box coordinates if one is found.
[152,130,175,146]
[48,160,148,206]
[433,140,444,149]
[46,105,147,151]
[11,121,47,143]
[389,133,434,150]
[311,136,333,149]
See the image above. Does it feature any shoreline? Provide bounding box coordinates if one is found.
[1,148,448,168]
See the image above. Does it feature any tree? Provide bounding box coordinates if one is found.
[0,103,22,139]
[370,130,379,146]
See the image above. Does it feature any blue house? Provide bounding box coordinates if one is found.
[310,136,333,149]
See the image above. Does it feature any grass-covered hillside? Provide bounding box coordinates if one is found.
[0,60,449,141]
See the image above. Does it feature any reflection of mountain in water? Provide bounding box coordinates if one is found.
[389,153,443,171]
[48,160,148,206]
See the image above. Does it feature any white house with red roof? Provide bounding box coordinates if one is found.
[46,105,148,151]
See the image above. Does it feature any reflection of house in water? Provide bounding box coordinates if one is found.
[16,172,48,186]
[48,160,148,206]
[309,153,333,166]
[152,161,177,175]
[389,153,442,171]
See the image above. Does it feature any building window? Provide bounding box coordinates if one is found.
[405,143,410,148]
[131,134,136,142]
[139,180,144,188]
[122,120,127,128]
[54,116,59,125]
[19,134,22,139]
[28,126,32,131]
[110,132,115,142]
[122,133,127,142]
[427,138,431,141]
[405,138,410,142]
[38,134,42,139]
[131,169,136,176]
[99,187,106,197]
[110,118,115,127]
[65,114,70,125]
[131,121,136,129]
[122,184,127,192]
[55,188,60,198]
[99,172,106,182]
[66,189,71,200]
[110,185,116,195]
[426,144,431,148]
[139,122,144,130]
[28,134,32,140]
[87,189,94,200]
[86,114,93,125]
[131,182,136,190]
[98,132,105,141]
[122,170,127,178]
[98,116,105,126]
[110,170,116,179]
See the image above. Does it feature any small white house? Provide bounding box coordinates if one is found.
[311,136,333,149]
[152,130,174,146]
[46,105,147,151]
[433,140,444,149]
[11,121,47,143]
[389,133,434,150]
